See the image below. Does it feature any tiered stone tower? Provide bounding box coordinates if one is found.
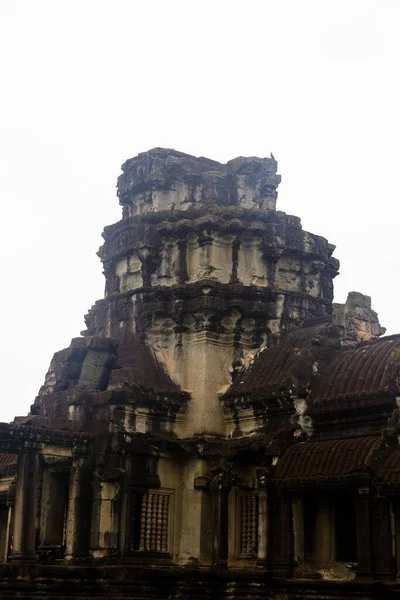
[82,148,339,436]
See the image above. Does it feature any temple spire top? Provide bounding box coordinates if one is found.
[117,147,281,216]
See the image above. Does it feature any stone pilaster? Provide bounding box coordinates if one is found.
[392,498,400,580]
[292,495,304,570]
[269,489,293,576]
[210,468,232,569]
[3,483,15,562]
[315,495,335,568]
[256,470,269,568]
[355,487,372,577]
[65,458,91,560]
[9,448,39,562]
[371,496,393,578]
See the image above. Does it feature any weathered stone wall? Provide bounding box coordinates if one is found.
[333,291,386,344]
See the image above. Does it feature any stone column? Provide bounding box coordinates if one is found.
[292,495,304,569]
[354,487,372,577]
[10,448,39,561]
[315,495,335,568]
[118,462,131,556]
[3,484,15,562]
[210,473,231,569]
[65,459,91,560]
[393,498,400,580]
[89,480,102,557]
[180,461,212,563]
[371,496,393,578]
[256,472,269,568]
[269,489,293,576]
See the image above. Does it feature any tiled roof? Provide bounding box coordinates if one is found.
[225,324,400,404]
[225,323,327,399]
[317,335,400,402]
[274,436,381,481]
[0,452,17,477]
[378,448,400,484]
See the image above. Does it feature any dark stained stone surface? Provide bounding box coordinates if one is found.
[108,333,185,395]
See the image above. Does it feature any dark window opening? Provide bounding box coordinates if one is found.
[40,470,70,552]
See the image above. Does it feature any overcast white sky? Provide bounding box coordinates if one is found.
[0,0,399,423]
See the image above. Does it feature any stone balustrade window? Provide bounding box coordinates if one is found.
[238,494,258,557]
[129,490,170,553]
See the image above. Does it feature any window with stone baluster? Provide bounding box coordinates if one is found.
[237,493,259,557]
[128,489,172,554]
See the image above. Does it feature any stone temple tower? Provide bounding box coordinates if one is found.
[83,148,339,437]
[5,148,400,598]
